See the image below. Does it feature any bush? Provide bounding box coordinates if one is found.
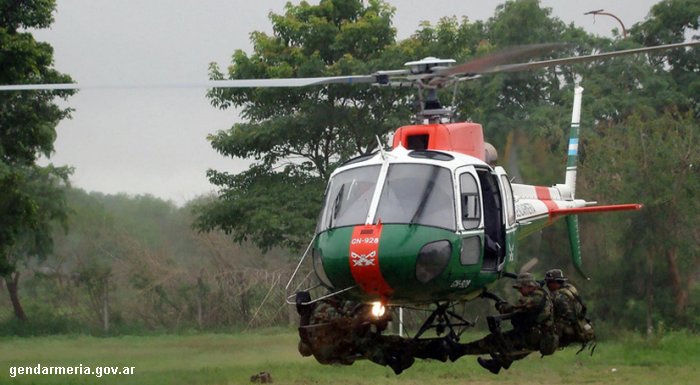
[0,303,81,336]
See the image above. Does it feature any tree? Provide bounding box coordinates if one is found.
[577,0,700,330]
[197,0,413,251]
[0,0,74,321]
[629,0,700,117]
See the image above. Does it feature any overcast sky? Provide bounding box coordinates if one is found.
[31,0,661,205]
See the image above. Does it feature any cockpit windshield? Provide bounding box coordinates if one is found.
[375,164,456,230]
[317,165,381,232]
[317,163,456,233]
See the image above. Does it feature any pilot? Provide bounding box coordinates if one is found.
[449,272,555,374]
[545,269,594,347]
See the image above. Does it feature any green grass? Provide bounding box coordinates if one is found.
[1,330,698,384]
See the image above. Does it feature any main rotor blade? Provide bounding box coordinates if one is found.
[519,258,539,274]
[491,41,699,73]
[0,75,378,92]
[435,43,567,77]
[2,41,695,92]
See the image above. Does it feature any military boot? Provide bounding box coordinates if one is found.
[385,351,415,375]
[491,350,520,369]
[477,357,502,375]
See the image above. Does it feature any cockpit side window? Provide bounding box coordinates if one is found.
[460,173,481,229]
[318,165,381,232]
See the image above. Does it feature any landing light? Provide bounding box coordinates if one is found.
[371,301,386,318]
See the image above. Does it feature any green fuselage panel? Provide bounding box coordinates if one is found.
[316,224,507,305]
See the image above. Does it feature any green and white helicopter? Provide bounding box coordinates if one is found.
[281,42,694,314]
[3,40,697,369]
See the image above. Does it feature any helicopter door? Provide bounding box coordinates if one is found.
[493,167,517,268]
[476,169,505,271]
[457,168,484,266]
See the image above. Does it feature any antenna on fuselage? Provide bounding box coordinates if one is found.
[375,135,386,160]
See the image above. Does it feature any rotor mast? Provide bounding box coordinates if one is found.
[403,57,458,123]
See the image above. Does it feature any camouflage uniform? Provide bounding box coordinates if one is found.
[552,284,581,344]
[298,298,368,365]
[297,296,452,374]
[450,273,555,373]
[545,269,593,347]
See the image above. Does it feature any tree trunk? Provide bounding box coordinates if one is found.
[197,272,205,329]
[197,296,203,329]
[645,253,654,335]
[102,281,110,333]
[5,271,27,322]
[666,246,689,316]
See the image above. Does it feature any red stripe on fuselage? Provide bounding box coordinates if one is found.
[535,186,559,220]
[348,224,393,299]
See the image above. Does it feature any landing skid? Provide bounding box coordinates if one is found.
[413,302,475,340]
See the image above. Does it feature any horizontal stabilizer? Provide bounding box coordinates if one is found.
[550,204,642,219]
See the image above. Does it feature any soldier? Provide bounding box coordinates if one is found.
[297,296,368,365]
[449,272,555,374]
[297,294,456,374]
[545,269,594,347]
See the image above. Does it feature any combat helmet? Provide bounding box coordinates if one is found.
[544,269,567,282]
[512,272,538,288]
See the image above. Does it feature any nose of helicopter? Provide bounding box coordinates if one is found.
[315,223,461,303]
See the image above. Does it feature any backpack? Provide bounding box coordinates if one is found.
[560,286,596,348]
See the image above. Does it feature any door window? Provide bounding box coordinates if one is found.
[500,175,515,227]
[459,173,481,230]
[460,236,481,265]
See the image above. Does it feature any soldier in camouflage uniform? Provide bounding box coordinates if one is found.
[298,296,375,365]
[297,295,453,374]
[545,269,594,347]
[449,272,555,374]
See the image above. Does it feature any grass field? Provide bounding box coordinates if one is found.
[1,329,698,385]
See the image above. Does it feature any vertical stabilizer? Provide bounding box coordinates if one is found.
[566,86,588,279]
[565,86,583,197]
[566,215,588,279]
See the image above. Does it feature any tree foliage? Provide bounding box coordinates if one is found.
[575,0,700,330]
[198,0,414,250]
[0,0,74,320]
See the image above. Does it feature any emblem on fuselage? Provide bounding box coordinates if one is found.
[351,251,377,266]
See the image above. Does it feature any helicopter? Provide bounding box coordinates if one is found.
[2,40,698,371]
[279,41,697,369]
